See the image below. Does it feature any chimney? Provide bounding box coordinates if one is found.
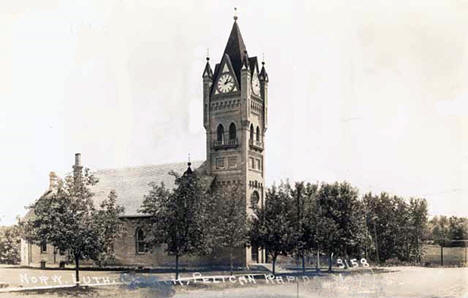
[74,153,81,167]
[49,171,57,190]
[73,153,83,179]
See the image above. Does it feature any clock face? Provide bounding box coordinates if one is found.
[217,73,235,93]
[252,75,260,96]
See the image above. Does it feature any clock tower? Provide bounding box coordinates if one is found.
[202,16,269,265]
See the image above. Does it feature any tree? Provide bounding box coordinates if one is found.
[393,197,410,261]
[363,193,429,264]
[407,198,428,263]
[209,183,248,275]
[139,167,209,280]
[94,190,125,266]
[316,182,366,271]
[289,181,319,274]
[0,224,21,264]
[363,192,401,263]
[250,182,295,275]
[448,216,468,242]
[22,169,123,285]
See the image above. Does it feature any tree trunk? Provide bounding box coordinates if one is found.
[272,255,277,276]
[301,254,305,275]
[440,245,444,266]
[316,250,320,272]
[405,235,410,261]
[416,236,420,263]
[328,253,332,272]
[230,248,234,275]
[175,254,179,280]
[373,222,380,265]
[74,255,80,286]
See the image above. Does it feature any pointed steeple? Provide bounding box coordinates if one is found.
[184,154,193,175]
[259,60,269,82]
[202,57,213,79]
[223,20,248,83]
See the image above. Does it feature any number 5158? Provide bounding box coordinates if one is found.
[336,258,369,268]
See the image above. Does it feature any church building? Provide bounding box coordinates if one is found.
[20,15,269,269]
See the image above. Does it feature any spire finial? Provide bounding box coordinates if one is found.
[233,7,238,21]
[206,48,210,61]
[184,153,193,175]
[262,53,265,65]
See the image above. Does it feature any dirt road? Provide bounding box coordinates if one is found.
[176,267,468,297]
[1,266,466,297]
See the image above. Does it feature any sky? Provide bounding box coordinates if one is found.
[0,0,467,225]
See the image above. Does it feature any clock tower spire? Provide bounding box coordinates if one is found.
[202,15,268,266]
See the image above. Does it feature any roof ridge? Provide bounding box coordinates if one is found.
[94,160,204,173]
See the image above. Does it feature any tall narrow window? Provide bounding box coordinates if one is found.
[136,228,148,254]
[229,123,236,140]
[251,244,259,263]
[251,191,260,206]
[256,126,261,142]
[216,124,224,143]
[250,124,254,141]
[40,241,47,253]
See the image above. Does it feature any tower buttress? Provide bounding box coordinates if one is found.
[240,53,251,128]
[259,61,269,132]
[202,57,213,172]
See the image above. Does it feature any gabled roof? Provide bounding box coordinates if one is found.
[22,190,54,221]
[24,161,214,220]
[211,54,240,97]
[90,161,208,216]
[221,21,248,84]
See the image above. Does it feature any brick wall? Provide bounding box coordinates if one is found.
[22,216,247,268]
[20,239,68,267]
[114,217,246,267]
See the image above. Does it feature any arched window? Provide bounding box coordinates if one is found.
[40,241,47,253]
[251,191,260,206]
[229,123,236,140]
[250,124,254,141]
[135,228,148,254]
[216,124,224,143]
[256,126,261,142]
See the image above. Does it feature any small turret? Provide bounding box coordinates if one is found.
[203,56,213,130]
[185,161,193,175]
[259,60,269,132]
[202,56,213,79]
[49,171,58,191]
[259,60,268,83]
[73,153,83,180]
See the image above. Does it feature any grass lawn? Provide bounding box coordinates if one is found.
[422,244,467,266]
